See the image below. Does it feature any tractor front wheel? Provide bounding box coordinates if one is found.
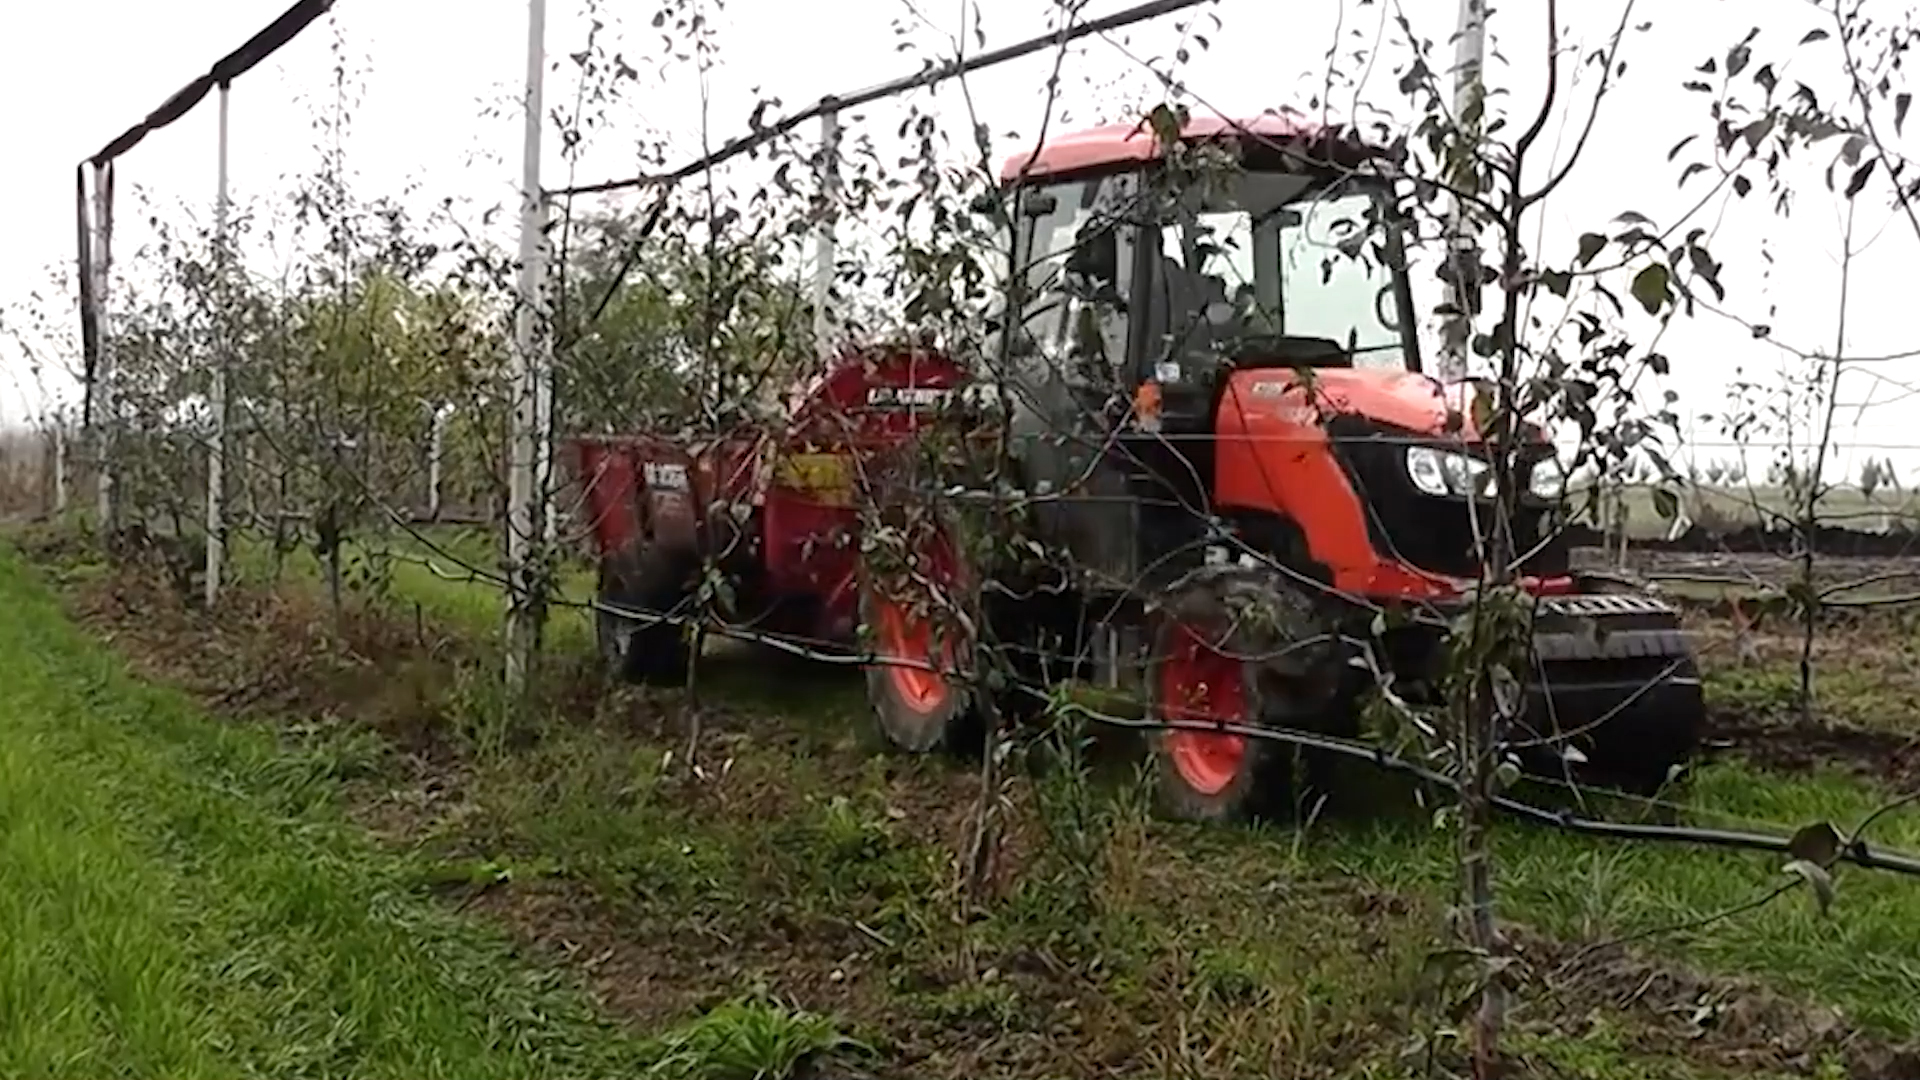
[1146,567,1346,824]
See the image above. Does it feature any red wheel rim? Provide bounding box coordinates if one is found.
[1158,622,1249,796]
[870,532,962,713]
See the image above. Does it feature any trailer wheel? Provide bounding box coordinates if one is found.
[858,525,980,754]
[595,553,693,685]
[1147,568,1345,824]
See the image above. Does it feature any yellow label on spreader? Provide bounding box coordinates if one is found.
[773,452,854,507]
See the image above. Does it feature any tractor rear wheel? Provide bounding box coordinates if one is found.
[1146,567,1348,824]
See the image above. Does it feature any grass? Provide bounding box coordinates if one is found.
[0,541,868,1079]
[297,541,1920,1057]
[1598,481,1920,540]
[10,521,1920,1076]
[643,999,864,1080]
[231,527,598,654]
[1323,761,1920,1031]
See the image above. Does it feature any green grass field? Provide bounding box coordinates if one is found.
[5,522,1920,1077]
[1587,481,1920,540]
[0,552,669,1078]
[0,540,877,1079]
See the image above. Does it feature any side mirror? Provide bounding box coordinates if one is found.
[971,189,1057,218]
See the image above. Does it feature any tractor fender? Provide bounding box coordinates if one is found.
[1212,508,1341,599]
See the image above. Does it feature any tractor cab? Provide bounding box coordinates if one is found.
[990,113,1419,428]
[986,112,1426,594]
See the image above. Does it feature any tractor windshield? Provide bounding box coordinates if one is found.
[996,164,1415,394]
[1146,172,1412,373]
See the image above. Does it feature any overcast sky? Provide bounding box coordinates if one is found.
[4,0,1918,481]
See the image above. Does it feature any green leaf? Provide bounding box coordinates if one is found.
[1789,820,1842,864]
[1630,262,1671,315]
[1469,383,1496,434]
[1576,233,1606,267]
[1687,244,1725,301]
[1899,93,1914,137]
[1727,43,1751,78]
[1146,103,1184,149]
[1801,28,1829,44]
[1493,758,1522,790]
[1845,158,1878,199]
[1784,859,1836,916]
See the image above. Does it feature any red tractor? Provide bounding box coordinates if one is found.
[570,111,1705,822]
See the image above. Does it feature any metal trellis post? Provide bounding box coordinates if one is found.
[1438,0,1487,384]
[506,0,552,697]
[813,108,840,361]
[206,81,232,607]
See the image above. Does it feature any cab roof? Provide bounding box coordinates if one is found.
[997,110,1380,183]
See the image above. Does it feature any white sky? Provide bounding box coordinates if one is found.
[4,0,1919,482]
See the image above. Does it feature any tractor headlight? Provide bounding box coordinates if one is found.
[1527,454,1567,500]
[1406,445,1568,500]
[1405,445,1490,498]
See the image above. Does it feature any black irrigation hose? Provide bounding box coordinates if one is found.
[547,583,1920,877]
[1044,702,1920,877]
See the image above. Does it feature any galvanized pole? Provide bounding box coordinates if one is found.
[812,108,840,361]
[427,402,449,521]
[206,81,232,607]
[92,161,115,528]
[506,0,551,696]
[52,416,67,514]
[1437,0,1487,384]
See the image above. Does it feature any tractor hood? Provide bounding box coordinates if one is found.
[1225,366,1487,439]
